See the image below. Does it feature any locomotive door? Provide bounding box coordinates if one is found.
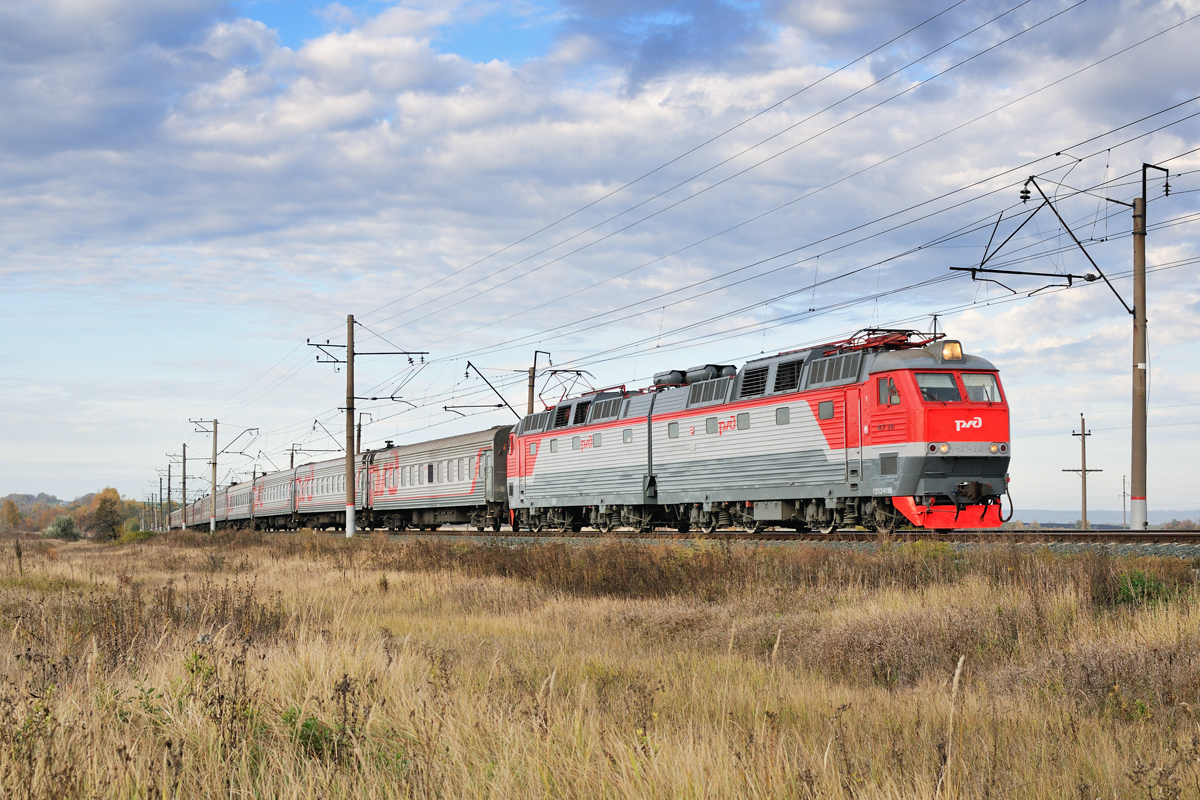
[844,388,862,481]
[515,436,526,502]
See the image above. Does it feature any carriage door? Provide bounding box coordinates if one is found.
[845,388,862,483]
[484,450,494,499]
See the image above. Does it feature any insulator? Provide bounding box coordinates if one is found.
[1019,188,1031,203]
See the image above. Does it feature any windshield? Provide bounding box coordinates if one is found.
[915,372,961,402]
[962,373,1002,402]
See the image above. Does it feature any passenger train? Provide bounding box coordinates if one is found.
[171,329,1011,534]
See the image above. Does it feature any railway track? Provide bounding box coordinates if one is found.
[364,527,1200,545]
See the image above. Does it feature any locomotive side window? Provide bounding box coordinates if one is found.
[736,413,750,430]
[572,436,581,450]
[915,373,962,402]
[623,428,633,444]
[706,417,718,434]
[877,377,901,405]
[550,439,558,453]
[668,422,679,438]
[962,373,1002,402]
[818,401,834,420]
[529,442,538,456]
[776,407,789,425]
[593,433,602,448]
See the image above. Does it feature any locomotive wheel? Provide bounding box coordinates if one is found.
[700,520,718,535]
[571,522,584,533]
[491,519,502,532]
[529,516,544,534]
[817,522,837,535]
[596,515,614,534]
[676,521,691,533]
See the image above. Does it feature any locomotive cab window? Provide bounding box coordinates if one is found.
[962,373,1002,403]
[915,373,962,402]
[878,377,901,405]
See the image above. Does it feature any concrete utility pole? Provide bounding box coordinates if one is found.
[158,476,164,531]
[308,316,427,539]
[166,463,172,530]
[528,350,550,415]
[182,443,187,529]
[1131,163,1167,530]
[211,420,218,532]
[345,315,356,538]
[1063,414,1102,530]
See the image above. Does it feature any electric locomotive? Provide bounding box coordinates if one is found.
[507,329,1009,533]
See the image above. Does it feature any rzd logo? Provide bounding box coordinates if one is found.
[955,416,983,432]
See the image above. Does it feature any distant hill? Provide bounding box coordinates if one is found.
[3,493,95,513]
[1011,508,1200,527]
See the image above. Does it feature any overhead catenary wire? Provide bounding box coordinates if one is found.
[367,0,1095,336]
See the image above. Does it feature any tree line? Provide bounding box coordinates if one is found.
[0,488,146,541]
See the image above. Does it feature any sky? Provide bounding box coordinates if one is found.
[2,0,1199,516]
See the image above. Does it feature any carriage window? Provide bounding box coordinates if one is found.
[962,373,1002,403]
[623,428,633,444]
[427,464,433,484]
[550,439,558,453]
[668,422,679,439]
[736,413,750,430]
[706,417,718,434]
[776,407,790,425]
[915,373,962,402]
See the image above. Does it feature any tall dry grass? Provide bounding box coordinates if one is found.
[0,530,1197,798]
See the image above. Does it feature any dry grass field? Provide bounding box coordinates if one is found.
[0,530,1198,799]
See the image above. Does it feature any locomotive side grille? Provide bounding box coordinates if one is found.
[740,366,768,397]
[687,378,731,408]
[553,405,571,428]
[588,397,624,422]
[773,359,803,393]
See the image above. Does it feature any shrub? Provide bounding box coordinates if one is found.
[42,515,80,541]
[1116,569,1170,605]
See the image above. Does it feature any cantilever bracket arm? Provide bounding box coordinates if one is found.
[465,361,521,419]
[1026,177,1132,315]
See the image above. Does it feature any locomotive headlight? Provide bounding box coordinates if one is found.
[939,443,950,454]
[989,443,999,454]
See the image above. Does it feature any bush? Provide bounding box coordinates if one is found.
[41,515,80,541]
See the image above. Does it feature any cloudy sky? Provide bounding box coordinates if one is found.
[3,0,1199,516]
